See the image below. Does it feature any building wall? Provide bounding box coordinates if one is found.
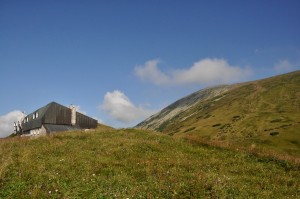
[22,102,97,135]
[44,103,72,125]
[23,125,47,137]
[76,112,98,129]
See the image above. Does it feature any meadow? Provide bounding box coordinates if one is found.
[1,127,299,198]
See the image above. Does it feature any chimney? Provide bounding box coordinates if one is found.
[69,105,76,125]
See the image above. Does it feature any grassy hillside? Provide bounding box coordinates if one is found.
[1,128,300,198]
[137,71,300,160]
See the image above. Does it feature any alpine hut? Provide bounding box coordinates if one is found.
[21,102,97,136]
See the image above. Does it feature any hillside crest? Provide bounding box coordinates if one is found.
[136,70,300,157]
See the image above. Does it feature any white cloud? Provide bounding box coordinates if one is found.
[273,60,297,73]
[101,90,157,124]
[135,58,252,86]
[173,58,251,85]
[134,59,170,85]
[0,110,25,138]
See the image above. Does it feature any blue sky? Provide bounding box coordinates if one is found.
[1,0,300,137]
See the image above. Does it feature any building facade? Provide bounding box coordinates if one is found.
[21,102,98,136]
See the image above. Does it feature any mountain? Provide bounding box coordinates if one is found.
[136,70,300,157]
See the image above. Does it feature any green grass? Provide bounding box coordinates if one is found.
[1,127,300,198]
[144,71,300,160]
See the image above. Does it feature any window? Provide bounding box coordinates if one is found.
[32,112,39,119]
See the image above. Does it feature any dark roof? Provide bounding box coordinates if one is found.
[22,102,56,131]
[22,101,98,132]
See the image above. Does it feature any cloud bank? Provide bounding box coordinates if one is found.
[101,90,157,124]
[0,110,25,138]
[135,58,252,86]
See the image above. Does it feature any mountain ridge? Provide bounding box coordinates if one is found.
[136,70,300,157]
[137,85,233,131]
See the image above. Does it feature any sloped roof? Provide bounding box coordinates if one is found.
[22,102,60,131]
[22,101,97,132]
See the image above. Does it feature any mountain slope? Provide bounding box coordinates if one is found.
[136,70,300,157]
[137,85,233,131]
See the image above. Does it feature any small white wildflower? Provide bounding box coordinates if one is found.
[49,191,51,194]
[55,189,58,192]
[92,173,96,176]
